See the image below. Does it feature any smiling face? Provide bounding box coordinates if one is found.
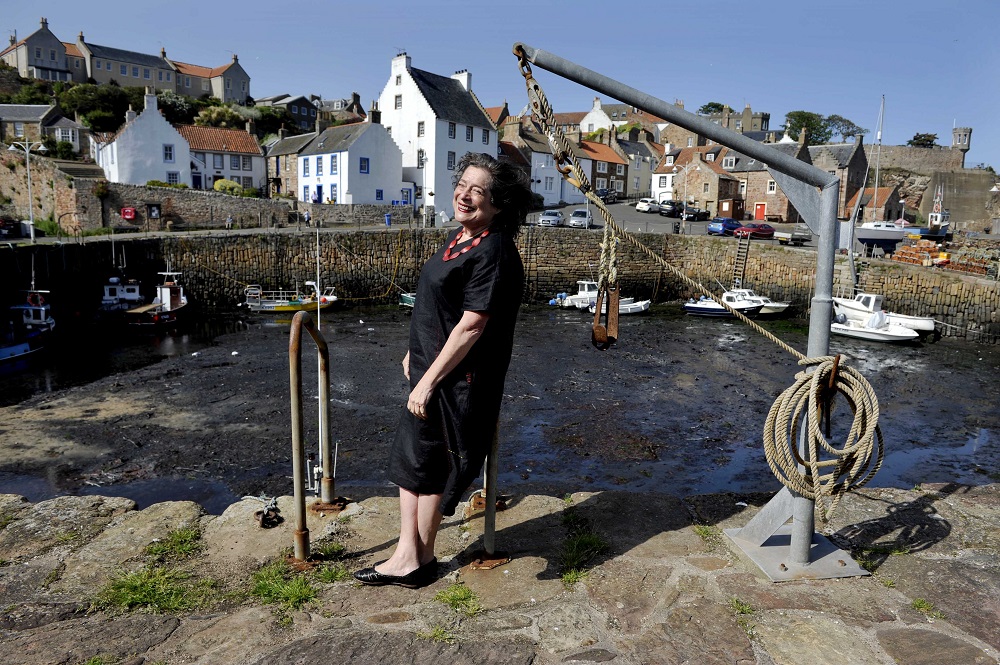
[453,166,500,233]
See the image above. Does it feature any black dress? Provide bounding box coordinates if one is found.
[388,227,524,516]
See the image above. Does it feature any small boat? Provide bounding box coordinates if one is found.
[587,297,651,315]
[126,270,188,327]
[832,292,935,335]
[683,291,764,318]
[727,288,790,316]
[98,276,145,317]
[854,221,909,253]
[10,288,55,334]
[241,282,338,314]
[0,319,45,364]
[399,292,416,308]
[551,280,599,310]
[830,312,919,343]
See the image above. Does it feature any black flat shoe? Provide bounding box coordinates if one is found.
[354,558,438,589]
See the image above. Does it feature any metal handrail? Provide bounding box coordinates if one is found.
[288,311,333,561]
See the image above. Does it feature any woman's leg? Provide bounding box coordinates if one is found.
[375,489,443,576]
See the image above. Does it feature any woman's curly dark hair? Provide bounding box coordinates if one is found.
[452,152,532,237]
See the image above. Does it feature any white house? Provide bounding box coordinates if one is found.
[578,97,614,134]
[651,148,681,202]
[175,124,264,191]
[377,53,497,219]
[297,113,405,206]
[92,89,190,186]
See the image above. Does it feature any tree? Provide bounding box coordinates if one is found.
[782,111,832,144]
[907,133,938,148]
[697,102,727,115]
[825,114,868,142]
[195,105,245,128]
[213,178,243,196]
[157,90,197,125]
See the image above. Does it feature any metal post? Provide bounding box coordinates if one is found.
[8,141,46,244]
[482,427,500,555]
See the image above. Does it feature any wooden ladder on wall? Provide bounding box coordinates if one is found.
[732,235,751,288]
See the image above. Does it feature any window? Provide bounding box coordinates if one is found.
[417,149,425,168]
[225,78,231,90]
[330,184,337,201]
[447,151,456,170]
[666,156,674,166]
[243,176,253,188]
[394,95,402,109]
[706,153,715,161]
[57,128,75,142]
[106,62,111,71]
[386,126,391,136]
[616,164,625,175]
[448,122,456,139]
[303,159,310,176]
[587,123,594,132]
[596,178,607,189]
[49,49,56,61]
[167,171,179,185]
[202,80,209,91]
[166,72,171,82]
[359,157,370,174]
[13,122,24,137]
[230,155,240,170]
[739,181,747,196]
[466,125,473,141]
[597,162,607,173]
[735,120,742,131]
[659,176,667,187]
[310,108,314,116]
[75,59,80,68]
[158,71,163,81]
[703,183,709,194]
[544,176,554,192]
[376,189,383,201]
[330,155,337,174]
[634,176,640,189]
[401,188,410,204]
[163,144,174,162]
[395,74,401,85]
[133,66,139,77]
[767,180,776,193]
[120,64,127,75]
[482,129,489,144]
[35,48,41,59]
[185,76,191,88]
[95,59,102,69]
[193,152,205,164]
[687,137,694,147]
[316,156,323,176]
[213,154,224,169]
[292,106,298,115]
[417,121,424,136]
[723,156,735,168]
[614,181,623,193]
[303,186,309,201]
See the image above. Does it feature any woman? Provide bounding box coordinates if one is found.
[354,152,531,588]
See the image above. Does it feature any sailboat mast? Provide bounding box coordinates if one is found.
[869,95,884,222]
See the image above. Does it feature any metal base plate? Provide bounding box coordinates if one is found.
[725,525,869,582]
[469,550,511,570]
[308,497,350,515]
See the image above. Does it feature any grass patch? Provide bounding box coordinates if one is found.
[693,525,721,543]
[728,597,754,615]
[417,625,457,643]
[250,561,316,610]
[561,569,589,587]
[314,562,351,583]
[434,583,482,616]
[0,513,15,530]
[911,598,945,619]
[729,597,756,638]
[94,566,205,613]
[145,527,202,560]
[311,541,346,561]
[856,542,911,571]
[880,577,896,588]
[55,531,79,543]
[558,507,609,589]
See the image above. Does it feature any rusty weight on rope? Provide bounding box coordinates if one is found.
[591,285,620,350]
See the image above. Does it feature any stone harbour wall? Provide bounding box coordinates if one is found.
[3,229,998,342]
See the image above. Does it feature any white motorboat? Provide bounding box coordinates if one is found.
[682,291,764,318]
[98,276,145,317]
[832,292,935,335]
[241,281,338,314]
[551,280,599,309]
[830,312,920,343]
[587,297,651,315]
[728,289,790,316]
[126,270,188,327]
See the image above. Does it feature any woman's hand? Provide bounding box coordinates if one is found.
[407,378,433,420]
[402,351,410,380]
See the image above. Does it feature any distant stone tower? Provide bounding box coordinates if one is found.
[952,127,972,167]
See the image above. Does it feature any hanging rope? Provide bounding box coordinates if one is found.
[514,45,883,520]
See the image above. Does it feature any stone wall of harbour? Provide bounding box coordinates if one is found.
[3,228,998,342]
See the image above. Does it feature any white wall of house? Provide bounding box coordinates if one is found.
[297,124,405,206]
[579,98,613,134]
[94,93,190,186]
[651,172,677,203]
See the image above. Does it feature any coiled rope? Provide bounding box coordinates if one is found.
[515,45,883,520]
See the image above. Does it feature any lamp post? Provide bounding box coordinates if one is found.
[672,163,700,234]
[7,140,48,244]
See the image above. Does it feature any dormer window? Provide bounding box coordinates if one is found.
[665,156,674,166]
[706,153,715,162]
[723,156,735,168]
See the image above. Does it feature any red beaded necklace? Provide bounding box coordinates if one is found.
[442,228,490,262]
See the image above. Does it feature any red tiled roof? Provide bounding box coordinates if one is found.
[175,125,261,154]
[171,60,232,78]
[580,140,626,165]
[62,42,83,58]
[847,186,897,210]
[0,38,26,58]
[552,112,586,126]
[484,106,506,124]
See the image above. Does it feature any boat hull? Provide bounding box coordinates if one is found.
[683,302,763,318]
[832,296,935,334]
[830,321,919,343]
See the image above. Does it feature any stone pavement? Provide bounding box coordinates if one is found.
[0,483,997,664]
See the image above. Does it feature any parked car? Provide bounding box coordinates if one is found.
[680,207,710,221]
[635,198,659,213]
[658,200,682,217]
[706,217,742,236]
[774,223,814,245]
[537,210,564,227]
[595,188,618,204]
[733,223,776,239]
[567,209,594,228]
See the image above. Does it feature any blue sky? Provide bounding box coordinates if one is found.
[6,1,998,168]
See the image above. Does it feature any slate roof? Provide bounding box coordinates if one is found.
[808,142,858,169]
[299,123,372,156]
[724,142,808,173]
[0,104,50,122]
[408,68,492,128]
[85,43,167,69]
[266,132,318,157]
[617,140,654,160]
[603,103,666,124]
[175,125,262,155]
[518,130,553,155]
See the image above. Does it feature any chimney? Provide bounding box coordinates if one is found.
[351,91,360,108]
[9,35,14,47]
[315,116,329,133]
[40,17,48,30]
[854,133,864,145]
[798,127,807,145]
[246,118,256,136]
[144,86,157,111]
[77,31,84,43]
[592,96,602,111]
[125,104,136,123]
[278,125,288,140]
[451,69,471,91]
[369,100,381,125]
[160,47,166,58]
[232,53,238,63]
[391,51,411,76]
